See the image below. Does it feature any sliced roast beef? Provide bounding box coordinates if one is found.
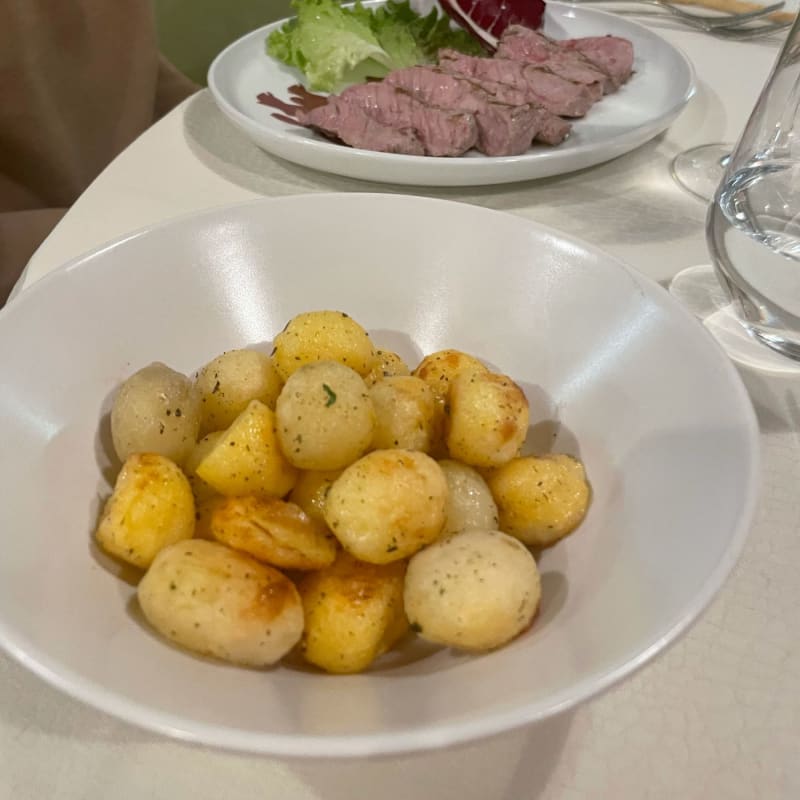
[384,67,539,156]
[496,25,614,95]
[426,72,572,145]
[338,82,478,156]
[438,49,598,117]
[562,36,634,88]
[299,99,426,155]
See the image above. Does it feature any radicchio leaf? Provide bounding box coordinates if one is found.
[438,0,546,49]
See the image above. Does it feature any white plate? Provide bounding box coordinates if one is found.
[0,194,756,757]
[207,3,695,186]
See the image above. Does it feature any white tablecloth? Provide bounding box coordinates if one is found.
[3,18,799,800]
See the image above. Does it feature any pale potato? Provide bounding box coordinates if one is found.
[369,376,436,452]
[210,496,336,570]
[95,453,195,568]
[195,400,298,498]
[404,529,540,652]
[272,311,376,381]
[438,459,499,537]
[275,361,375,470]
[412,349,488,401]
[298,552,407,674]
[363,349,411,387]
[324,450,447,564]
[195,349,283,435]
[288,469,342,525]
[111,362,201,466]
[183,431,224,503]
[446,370,529,468]
[138,540,303,667]
[486,455,590,547]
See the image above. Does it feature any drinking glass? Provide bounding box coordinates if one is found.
[706,14,800,360]
[671,143,732,201]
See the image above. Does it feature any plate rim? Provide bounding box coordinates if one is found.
[0,193,759,757]
[206,2,697,186]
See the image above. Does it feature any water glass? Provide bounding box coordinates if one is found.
[706,17,800,360]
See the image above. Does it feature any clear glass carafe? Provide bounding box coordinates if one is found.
[707,18,800,360]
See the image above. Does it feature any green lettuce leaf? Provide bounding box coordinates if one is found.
[266,0,483,92]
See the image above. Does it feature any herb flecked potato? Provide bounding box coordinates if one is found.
[369,375,437,452]
[110,362,201,466]
[298,551,408,674]
[195,399,298,498]
[272,310,377,381]
[275,360,375,470]
[412,349,489,401]
[438,459,499,537]
[95,453,195,568]
[287,469,342,525]
[486,455,590,547]
[446,370,530,468]
[209,495,337,570]
[404,529,541,652]
[195,349,283,435]
[138,539,303,667]
[363,349,411,386]
[324,449,448,564]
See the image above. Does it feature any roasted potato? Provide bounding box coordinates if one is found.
[275,361,375,470]
[446,370,529,468]
[487,455,590,547]
[209,496,336,570]
[272,310,376,381]
[288,469,342,525]
[110,362,201,466]
[404,529,540,652]
[363,349,411,386]
[183,431,224,503]
[195,349,283,435]
[369,376,436,452]
[412,349,488,401]
[438,459,499,537]
[138,540,303,667]
[324,449,447,564]
[195,399,298,498]
[298,552,407,673]
[95,453,195,568]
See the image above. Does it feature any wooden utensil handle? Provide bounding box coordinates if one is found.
[671,0,795,23]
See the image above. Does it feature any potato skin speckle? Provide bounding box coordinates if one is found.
[138,539,303,667]
[403,529,540,652]
[324,450,448,564]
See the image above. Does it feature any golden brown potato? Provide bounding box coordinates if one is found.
[298,552,407,674]
[363,349,411,387]
[110,362,201,466]
[272,310,376,381]
[288,469,342,525]
[369,376,436,452]
[324,450,447,564]
[195,400,298,498]
[209,495,336,570]
[138,540,303,667]
[486,455,590,547]
[195,349,283,435]
[446,370,529,468]
[438,459,499,537]
[275,361,375,470]
[404,529,540,652]
[412,349,488,401]
[95,453,195,569]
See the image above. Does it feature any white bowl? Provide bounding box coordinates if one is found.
[0,194,758,757]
